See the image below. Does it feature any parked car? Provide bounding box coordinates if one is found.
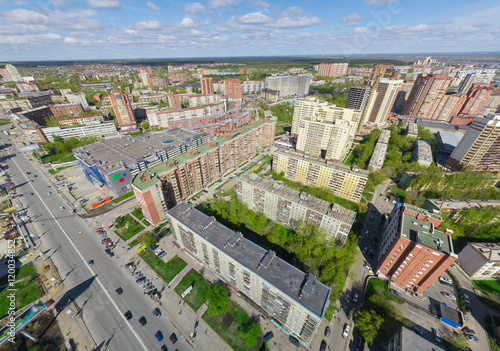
[432,328,442,342]
[263,332,274,343]
[105,248,115,257]
[439,276,452,285]
[124,311,132,320]
[289,336,300,347]
[441,291,456,301]
[353,293,359,302]
[139,316,147,326]
[324,326,331,337]
[136,276,146,283]
[155,331,163,342]
[343,324,350,338]
[116,287,123,295]
[169,333,178,344]
[466,335,478,342]
[463,327,475,335]
[320,340,327,351]
[413,325,424,336]
[463,293,470,304]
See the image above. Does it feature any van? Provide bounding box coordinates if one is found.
[363,247,368,254]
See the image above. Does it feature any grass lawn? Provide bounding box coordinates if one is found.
[48,165,74,175]
[139,252,187,284]
[174,269,211,311]
[128,239,140,247]
[203,300,263,351]
[113,191,134,203]
[0,264,43,319]
[366,278,404,304]
[132,207,144,220]
[473,280,500,296]
[154,221,169,231]
[0,264,36,287]
[142,219,150,226]
[0,118,12,126]
[115,214,144,240]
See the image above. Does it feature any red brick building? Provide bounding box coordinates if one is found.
[200,77,213,95]
[167,93,182,109]
[459,84,493,117]
[109,90,137,129]
[223,79,242,101]
[49,103,84,117]
[377,203,457,295]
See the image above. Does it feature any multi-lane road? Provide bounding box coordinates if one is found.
[1,127,190,351]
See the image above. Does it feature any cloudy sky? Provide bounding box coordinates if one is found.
[0,0,499,61]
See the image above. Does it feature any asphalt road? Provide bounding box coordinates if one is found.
[1,129,191,351]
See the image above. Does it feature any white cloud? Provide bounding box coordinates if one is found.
[431,20,453,25]
[132,20,162,31]
[342,13,361,27]
[281,6,303,17]
[353,27,368,34]
[146,1,161,12]
[239,12,272,24]
[74,18,104,30]
[364,0,397,4]
[275,15,321,28]
[179,17,195,27]
[88,0,121,9]
[41,33,61,40]
[408,24,432,32]
[208,0,240,10]
[253,0,270,8]
[185,2,206,15]
[64,37,77,43]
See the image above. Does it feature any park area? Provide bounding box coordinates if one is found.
[114,214,144,240]
[139,252,187,284]
[0,264,44,318]
[203,300,263,351]
[174,269,211,311]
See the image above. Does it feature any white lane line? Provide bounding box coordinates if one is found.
[6,142,148,351]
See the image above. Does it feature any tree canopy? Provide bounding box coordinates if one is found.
[206,284,230,316]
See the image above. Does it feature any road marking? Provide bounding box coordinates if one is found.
[6,141,148,351]
[85,190,100,199]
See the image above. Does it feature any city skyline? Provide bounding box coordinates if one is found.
[0,0,499,61]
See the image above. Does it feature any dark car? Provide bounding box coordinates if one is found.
[153,308,161,318]
[357,336,365,350]
[463,327,475,335]
[263,332,274,343]
[116,287,123,295]
[289,336,300,347]
[155,331,163,342]
[139,316,147,326]
[124,311,132,320]
[324,326,331,337]
[136,276,146,283]
[169,333,178,344]
[105,248,115,257]
[160,346,168,351]
[320,340,327,351]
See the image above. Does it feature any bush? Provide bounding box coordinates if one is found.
[238,322,261,347]
[207,284,230,316]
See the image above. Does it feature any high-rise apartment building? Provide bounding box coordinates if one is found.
[167,93,182,109]
[139,68,150,86]
[458,73,495,94]
[446,113,500,173]
[377,203,457,295]
[167,202,331,345]
[200,77,213,95]
[346,86,372,112]
[317,63,348,77]
[362,78,403,125]
[401,74,452,119]
[394,81,414,113]
[273,148,369,202]
[223,79,242,101]
[266,74,311,98]
[459,84,493,117]
[109,90,137,129]
[237,174,356,245]
[432,92,467,121]
[5,64,22,82]
[291,97,362,137]
[296,118,352,161]
[132,121,276,224]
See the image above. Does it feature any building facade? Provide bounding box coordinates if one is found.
[296,118,352,161]
[49,103,84,117]
[132,121,276,224]
[458,243,500,279]
[362,78,403,125]
[377,203,457,295]
[368,129,391,170]
[167,202,331,345]
[167,93,182,109]
[147,100,226,129]
[346,86,372,112]
[58,114,104,126]
[237,173,355,245]
[446,113,500,173]
[458,84,493,117]
[317,63,348,77]
[200,77,214,95]
[41,121,117,142]
[402,74,452,119]
[273,148,369,202]
[411,139,433,167]
[223,79,242,101]
[266,74,311,98]
[110,90,137,129]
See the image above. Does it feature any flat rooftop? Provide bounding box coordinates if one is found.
[240,173,356,225]
[468,243,500,262]
[133,120,272,190]
[398,327,445,351]
[401,205,453,254]
[437,131,464,153]
[167,202,331,317]
[74,128,212,174]
[414,139,433,163]
[274,147,370,178]
[440,303,463,327]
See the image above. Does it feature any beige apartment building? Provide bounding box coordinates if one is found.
[458,243,500,279]
[362,78,403,126]
[273,148,369,202]
[167,202,332,345]
[237,174,356,245]
[296,118,352,161]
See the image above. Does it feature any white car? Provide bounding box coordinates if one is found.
[439,276,452,285]
[441,291,456,301]
[463,293,470,304]
[60,206,65,211]
[343,324,350,338]
[47,191,51,195]
[353,293,359,302]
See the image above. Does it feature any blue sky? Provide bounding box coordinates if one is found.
[0,0,499,61]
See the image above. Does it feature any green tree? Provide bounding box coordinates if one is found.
[29,346,43,351]
[141,119,149,130]
[238,322,261,347]
[138,231,157,247]
[206,284,230,316]
[355,309,384,345]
